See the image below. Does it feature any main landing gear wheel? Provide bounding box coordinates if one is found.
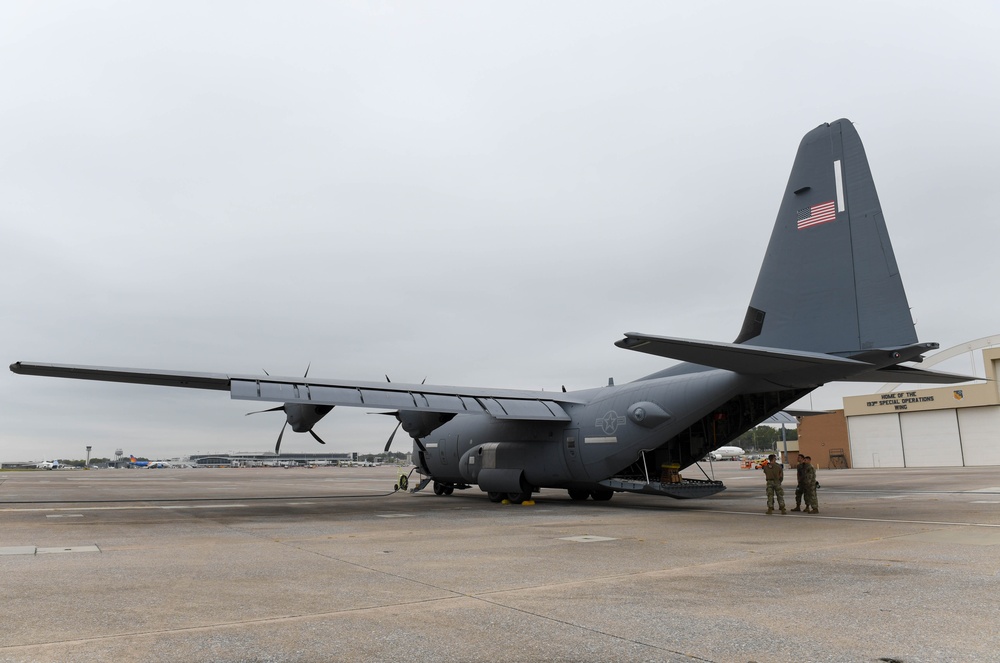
[590,489,614,501]
[432,481,455,496]
[487,492,505,503]
[506,491,532,504]
[567,489,590,501]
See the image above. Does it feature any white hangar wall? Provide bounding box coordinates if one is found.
[847,414,903,468]
[843,348,1000,468]
[956,407,1000,466]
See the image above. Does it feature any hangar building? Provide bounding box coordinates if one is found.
[800,347,1000,468]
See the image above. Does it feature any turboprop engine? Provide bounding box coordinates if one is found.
[246,403,333,454]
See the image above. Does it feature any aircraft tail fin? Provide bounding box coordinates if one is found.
[735,119,917,355]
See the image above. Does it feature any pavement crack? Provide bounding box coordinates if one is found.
[187,517,715,661]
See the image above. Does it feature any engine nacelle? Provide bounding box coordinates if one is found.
[399,410,456,439]
[284,403,333,432]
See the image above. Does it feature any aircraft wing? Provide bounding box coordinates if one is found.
[9,362,582,422]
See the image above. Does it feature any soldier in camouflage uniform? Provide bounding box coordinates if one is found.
[761,454,786,514]
[792,453,807,511]
[803,455,819,513]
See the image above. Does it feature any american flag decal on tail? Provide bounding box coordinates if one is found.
[796,200,836,230]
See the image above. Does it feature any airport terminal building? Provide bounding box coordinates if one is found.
[189,452,355,467]
[800,347,1000,468]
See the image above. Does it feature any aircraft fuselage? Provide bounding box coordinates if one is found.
[413,368,769,495]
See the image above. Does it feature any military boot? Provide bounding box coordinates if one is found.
[780,508,787,514]
[791,505,801,512]
[766,508,773,515]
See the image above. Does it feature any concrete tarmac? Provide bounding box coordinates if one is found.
[1,464,998,663]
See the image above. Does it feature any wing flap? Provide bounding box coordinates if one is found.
[232,377,569,420]
[478,397,569,420]
[307,384,365,406]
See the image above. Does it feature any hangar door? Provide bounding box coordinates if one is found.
[848,407,999,467]
[957,407,1000,466]
[898,410,962,467]
[848,414,903,468]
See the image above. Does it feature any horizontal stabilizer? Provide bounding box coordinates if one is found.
[616,333,867,383]
[829,365,980,385]
[615,333,976,386]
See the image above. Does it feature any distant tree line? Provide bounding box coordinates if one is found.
[734,425,797,451]
[359,452,408,464]
[51,457,155,467]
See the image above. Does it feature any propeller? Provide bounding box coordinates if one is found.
[381,375,425,453]
[376,414,428,454]
[245,365,331,454]
[383,418,401,453]
[246,403,332,454]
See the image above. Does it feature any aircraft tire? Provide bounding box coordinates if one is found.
[590,489,614,501]
[487,492,505,503]
[433,481,445,496]
[567,489,590,501]
[443,485,454,496]
[506,491,531,504]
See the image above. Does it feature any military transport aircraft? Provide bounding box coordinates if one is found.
[11,119,971,504]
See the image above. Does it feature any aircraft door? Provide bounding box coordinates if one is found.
[563,428,585,478]
[437,435,460,466]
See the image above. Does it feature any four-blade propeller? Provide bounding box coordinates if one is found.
[245,365,331,454]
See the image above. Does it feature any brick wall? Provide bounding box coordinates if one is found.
[797,410,851,469]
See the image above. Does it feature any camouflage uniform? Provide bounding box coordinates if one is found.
[804,463,819,513]
[761,460,785,513]
[794,462,806,510]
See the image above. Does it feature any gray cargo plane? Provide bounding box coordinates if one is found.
[11,119,970,503]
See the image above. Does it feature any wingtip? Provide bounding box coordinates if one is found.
[614,333,639,349]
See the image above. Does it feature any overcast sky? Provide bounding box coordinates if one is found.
[3,1,999,461]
